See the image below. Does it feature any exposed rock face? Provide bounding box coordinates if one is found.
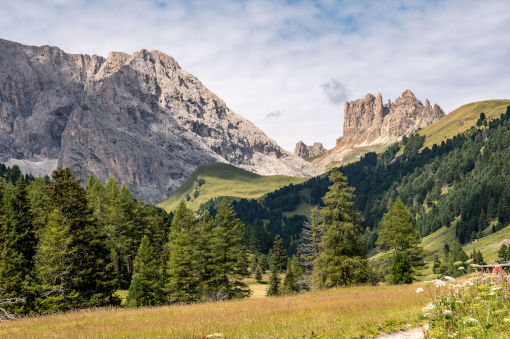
[294,141,326,158]
[0,39,319,203]
[311,90,444,169]
[338,90,444,147]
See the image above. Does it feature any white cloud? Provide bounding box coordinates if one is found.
[1,0,509,151]
[321,79,349,105]
[265,110,283,120]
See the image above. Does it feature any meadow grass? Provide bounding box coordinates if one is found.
[0,283,429,339]
[419,99,510,149]
[158,163,306,211]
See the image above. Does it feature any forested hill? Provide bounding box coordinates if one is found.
[209,105,510,254]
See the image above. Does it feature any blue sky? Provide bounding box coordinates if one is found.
[1,0,509,151]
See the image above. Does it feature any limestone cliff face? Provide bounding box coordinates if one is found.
[338,90,444,147]
[0,39,319,203]
[311,90,444,169]
[294,141,326,158]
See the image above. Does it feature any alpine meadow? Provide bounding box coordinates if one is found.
[1,1,510,338]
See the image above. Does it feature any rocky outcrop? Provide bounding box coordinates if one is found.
[0,39,319,203]
[294,141,326,158]
[311,90,444,169]
[338,90,444,147]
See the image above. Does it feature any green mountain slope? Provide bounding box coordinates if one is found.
[157,163,307,212]
[419,99,510,149]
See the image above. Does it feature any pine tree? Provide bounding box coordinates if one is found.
[376,197,425,282]
[389,250,413,284]
[44,168,118,309]
[255,264,263,283]
[34,209,75,313]
[205,200,250,301]
[498,244,508,263]
[126,236,163,307]
[270,234,287,273]
[266,267,280,296]
[165,201,202,303]
[0,177,37,315]
[314,170,369,288]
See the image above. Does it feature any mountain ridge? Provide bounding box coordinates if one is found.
[0,38,319,202]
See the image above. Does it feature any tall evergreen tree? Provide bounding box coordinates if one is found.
[314,170,368,288]
[0,177,37,315]
[165,201,202,303]
[270,234,287,273]
[205,200,250,301]
[126,236,163,307]
[266,266,280,296]
[376,198,425,282]
[34,209,75,313]
[44,168,118,309]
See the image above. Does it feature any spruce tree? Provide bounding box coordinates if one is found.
[44,168,118,309]
[0,177,37,315]
[390,250,413,284]
[498,244,508,263]
[126,236,163,307]
[34,209,75,313]
[165,201,202,303]
[376,197,425,282]
[314,170,368,288]
[255,264,263,283]
[270,234,287,273]
[266,266,280,296]
[205,200,250,301]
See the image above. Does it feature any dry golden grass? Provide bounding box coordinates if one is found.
[0,284,429,339]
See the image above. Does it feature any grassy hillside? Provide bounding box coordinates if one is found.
[420,223,510,265]
[157,163,307,212]
[419,99,510,149]
[0,283,429,338]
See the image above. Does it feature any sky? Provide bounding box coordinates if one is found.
[1,0,509,151]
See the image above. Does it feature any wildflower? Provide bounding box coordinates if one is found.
[448,332,458,338]
[416,288,424,294]
[433,279,446,287]
[458,266,465,270]
[455,300,463,304]
[490,286,502,291]
[422,303,435,312]
[488,292,496,296]
[444,276,455,281]
[424,312,435,318]
[443,309,453,316]
[463,317,479,325]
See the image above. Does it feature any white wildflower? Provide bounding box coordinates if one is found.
[491,286,502,291]
[422,303,435,312]
[416,287,424,294]
[444,276,455,281]
[488,292,496,296]
[455,300,463,304]
[433,279,446,287]
[458,266,465,270]
[443,309,453,316]
[448,331,458,338]
[463,317,479,324]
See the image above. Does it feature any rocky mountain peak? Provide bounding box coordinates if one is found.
[338,90,444,148]
[0,38,319,203]
[294,141,326,158]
